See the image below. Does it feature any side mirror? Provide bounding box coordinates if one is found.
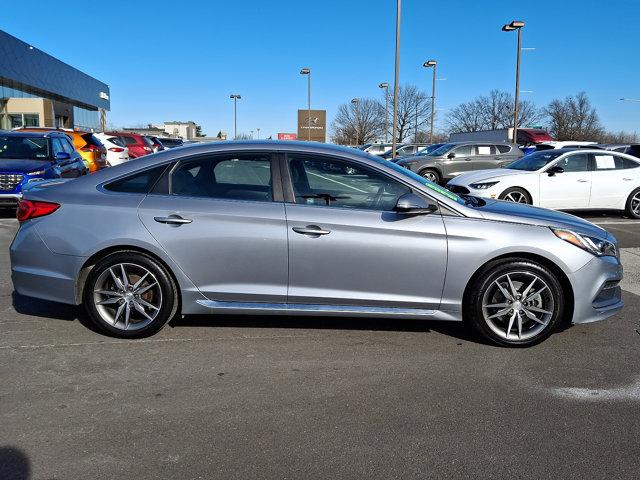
[447,152,456,159]
[547,165,564,176]
[54,152,71,161]
[393,193,438,215]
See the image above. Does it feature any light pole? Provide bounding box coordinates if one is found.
[379,82,389,143]
[250,130,254,139]
[230,94,241,140]
[502,20,525,144]
[423,60,437,143]
[351,98,359,146]
[256,127,260,139]
[300,68,311,141]
[391,0,401,158]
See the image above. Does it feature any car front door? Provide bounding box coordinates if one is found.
[539,152,592,209]
[61,137,83,176]
[50,138,75,178]
[283,153,448,310]
[589,153,638,208]
[137,152,288,303]
[442,144,474,179]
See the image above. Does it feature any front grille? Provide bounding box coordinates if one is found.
[447,184,470,195]
[0,174,24,191]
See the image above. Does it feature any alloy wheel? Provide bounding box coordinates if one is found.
[631,191,640,216]
[503,191,528,203]
[93,263,163,331]
[421,171,439,182]
[481,271,554,341]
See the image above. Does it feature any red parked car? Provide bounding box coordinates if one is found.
[106,132,154,158]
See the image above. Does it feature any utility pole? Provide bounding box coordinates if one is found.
[379,83,389,143]
[423,60,437,143]
[391,0,401,158]
[502,20,525,144]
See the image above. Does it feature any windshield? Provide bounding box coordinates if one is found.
[0,136,50,160]
[427,143,456,156]
[373,157,465,205]
[506,150,564,171]
[417,143,444,155]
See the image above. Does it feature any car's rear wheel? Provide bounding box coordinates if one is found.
[465,259,564,347]
[625,187,640,219]
[499,187,532,204]
[419,168,441,184]
[84,251,178,338]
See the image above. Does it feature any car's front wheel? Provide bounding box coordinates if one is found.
[499,187,532,204]
[465,259,565,347]
[83,251,179,338]
[625,187,640,219]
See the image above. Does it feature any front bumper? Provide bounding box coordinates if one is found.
[569,254,624,324]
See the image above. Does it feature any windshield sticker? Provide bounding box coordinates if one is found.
[424,182,460,201]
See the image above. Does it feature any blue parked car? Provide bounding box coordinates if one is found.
[0,130,87,206]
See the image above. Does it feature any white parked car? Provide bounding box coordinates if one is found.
[95,133,130,166]
[446,148,640,218]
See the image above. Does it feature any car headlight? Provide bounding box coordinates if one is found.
[469,181,499,190]
[28,170,45,176]
[552,228,617,257]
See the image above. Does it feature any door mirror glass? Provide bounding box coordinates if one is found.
[393,193,438,215]
[546,165,565,176]
[54,152,71,161]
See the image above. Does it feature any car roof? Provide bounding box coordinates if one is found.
[0,129,66,139]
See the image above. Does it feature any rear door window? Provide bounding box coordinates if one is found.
[475,145,496,155]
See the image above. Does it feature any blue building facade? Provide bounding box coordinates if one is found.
[0,29,110,131]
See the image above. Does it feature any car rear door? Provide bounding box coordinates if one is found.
[539,152,592,209]
[471,144,499,171]
[282,152,447,310]
[137,152,288,303]
[589,153,639,208]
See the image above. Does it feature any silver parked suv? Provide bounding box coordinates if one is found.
[10,141,622,346]
[396,141,523,183]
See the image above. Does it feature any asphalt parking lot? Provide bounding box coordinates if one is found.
[1,212,639,479]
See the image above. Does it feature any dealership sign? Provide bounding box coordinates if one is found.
[297,109,326,142]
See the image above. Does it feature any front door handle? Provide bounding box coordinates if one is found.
[577,179,589,183]
[154,215,192,225]
[623,177,633,181]
[292,225,331,236]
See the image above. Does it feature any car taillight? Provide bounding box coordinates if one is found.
[17,200,60,222]
[108,147,125,152]
[80,145,98,152]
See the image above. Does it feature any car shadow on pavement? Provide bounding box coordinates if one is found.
[0,446,30,480]
[173,314,485,344]
[11,292,104,335]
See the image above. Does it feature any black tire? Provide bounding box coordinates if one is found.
[499,187,532,204]
[419,168,441,184]
[464,258,565,347]
[624,187,640,219]
[83,251,179,338]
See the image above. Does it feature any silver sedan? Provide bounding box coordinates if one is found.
[10,141,623,346]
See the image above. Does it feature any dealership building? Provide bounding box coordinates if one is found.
[0,29,110,131]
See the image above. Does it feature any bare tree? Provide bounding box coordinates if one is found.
[331,98,384,145]
[446,90,544,133]
[545,92,603,140]
[389,84,432,143]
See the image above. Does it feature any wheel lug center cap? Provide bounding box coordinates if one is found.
[513,301,522,310]
[124,292,134,302]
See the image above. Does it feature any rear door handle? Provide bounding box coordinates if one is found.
[154,215,192,225]
[577,179,589,183]
[623,178,633,181]
[292,225,331,236]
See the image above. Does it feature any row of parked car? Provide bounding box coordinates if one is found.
[0,128,186,205]
[359,140,640,219]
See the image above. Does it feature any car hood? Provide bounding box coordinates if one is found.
[449,168,531,184]
[475,199,612,240]
[0,158,51,173]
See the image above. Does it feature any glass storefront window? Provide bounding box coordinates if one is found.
[23,114,39,127]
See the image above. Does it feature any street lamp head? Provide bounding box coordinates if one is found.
[502,24,515,31]
[510,20,525,28]
[379,82,389,88]
[300,68,310,75]
[230,94,241,99]
[423,60,437,68]
[351,98,359,104]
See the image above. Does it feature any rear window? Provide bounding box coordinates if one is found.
[121,136,139,146]
[104,165,169,193]
[82,133,102,147]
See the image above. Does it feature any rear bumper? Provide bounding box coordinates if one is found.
[10,222,84,305]
[0,192,22,206]
[569,255,624,324]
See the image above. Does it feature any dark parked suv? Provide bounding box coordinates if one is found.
[396,141,523,183]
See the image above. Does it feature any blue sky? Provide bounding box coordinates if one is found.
[3,0,639,138]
